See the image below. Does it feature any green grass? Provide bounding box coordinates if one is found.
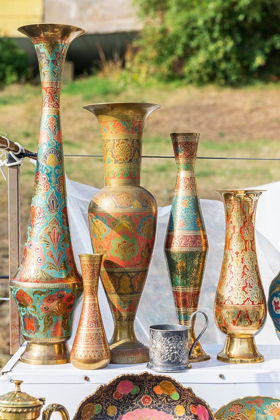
[64,75,124,101]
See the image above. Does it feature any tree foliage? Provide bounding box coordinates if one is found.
[0,38,29,85]
[131,0,280,85]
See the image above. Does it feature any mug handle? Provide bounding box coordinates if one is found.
[42,404,70,420]
[188,310,209,359]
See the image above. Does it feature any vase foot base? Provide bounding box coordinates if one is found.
[71,358,110,370]
[109,340,149,364]
[217,336,264,364]
[189,340,210,363]
[20,342,70,365]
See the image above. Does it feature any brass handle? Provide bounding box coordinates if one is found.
[42,404,70,420]
[188,310,209,359]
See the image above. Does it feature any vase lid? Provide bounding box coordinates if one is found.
[0,380,44,410]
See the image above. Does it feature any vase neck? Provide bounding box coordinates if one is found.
[79,255,102,296]
[221,191,261,249]
[35,39,69,119]
[14,35,79,284]
[171,133,198,172]
[99,117,144,187]
[175,166,197,193]
[35,38,67,212]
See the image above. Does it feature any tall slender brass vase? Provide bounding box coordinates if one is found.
[70,254,110,369]
[85,102,159,364]
[9,24,84,365]
[164,133,210,362]
[214,190,267,364]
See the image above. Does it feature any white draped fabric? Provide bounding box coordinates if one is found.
[66,178,280,348]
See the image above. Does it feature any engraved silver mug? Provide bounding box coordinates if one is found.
[147,311,208,372]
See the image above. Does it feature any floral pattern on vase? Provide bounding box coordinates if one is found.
[164,133,209,362]
[85,103,159,364]
[9,24,84,365]
[214,190,267,364]
[70,254,110,369]
[73,372,214,420]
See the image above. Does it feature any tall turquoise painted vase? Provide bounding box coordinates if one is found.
[165,133,210,363]
[9,24,84,365]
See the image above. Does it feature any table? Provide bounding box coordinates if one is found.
[1,344,280,418]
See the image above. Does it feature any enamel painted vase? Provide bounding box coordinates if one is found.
[268,272,280,341]
[214,190,267,364]
[164,133,210,363]
[9,24,84,365]
[85,102,159,364]
[70,254,110,369]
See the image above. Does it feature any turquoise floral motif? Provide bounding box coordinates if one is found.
[9,25,84,364]
[35,42,67,82]
[102,119,142,135]
[137,215,156,240]
[11,286,81,340]
[90,215,111,241]
[168,196,204,231]
[12,40,78,283]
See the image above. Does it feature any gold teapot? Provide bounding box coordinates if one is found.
[0,380,69,419]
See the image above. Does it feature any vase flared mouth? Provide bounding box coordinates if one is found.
[79,253,103,259]
[18,23,85,43]
[170,133,200,141]
[216,189,266,197]
[84,102,160,119]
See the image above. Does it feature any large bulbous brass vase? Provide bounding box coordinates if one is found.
[214,190,267,364]
[9,24,84,365]
[85,102,159,364]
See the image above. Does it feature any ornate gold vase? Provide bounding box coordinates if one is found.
[70,254,110,369]
[214,190,267,363]
[85,102,159,364]
[9,24,84,365]
[164,133,210,363]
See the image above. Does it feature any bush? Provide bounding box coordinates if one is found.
[0,38,29,85]
[130,0,280,85]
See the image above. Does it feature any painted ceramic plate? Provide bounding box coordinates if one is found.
[73,372,214,420]
[214,396,280,419]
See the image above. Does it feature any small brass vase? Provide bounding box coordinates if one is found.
[70,254,110,369]
[165,133,210,363]
[214,190,267,364]
[0,380,69,420]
